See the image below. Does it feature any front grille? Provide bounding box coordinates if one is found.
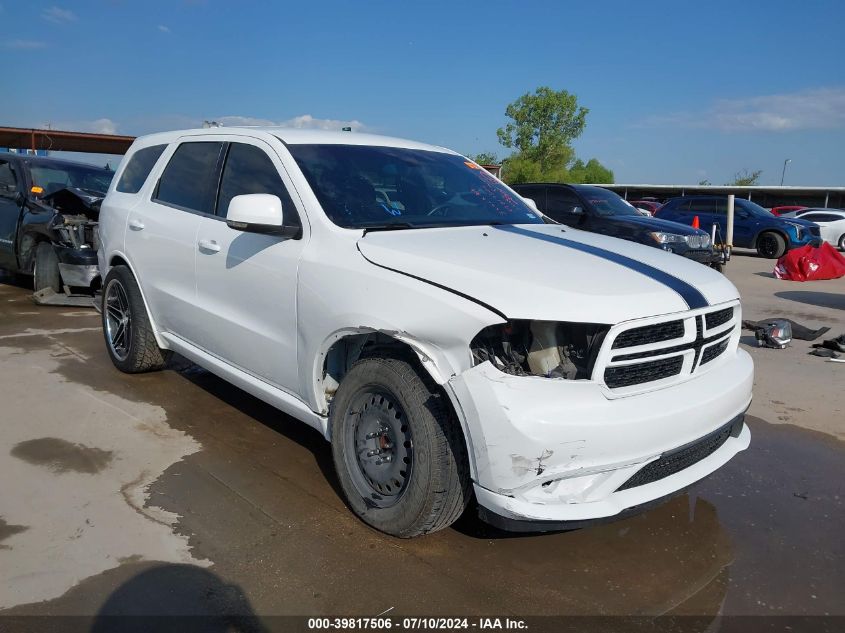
[705,307,733,330]
[700,339,729,365]
[604,356,683,388]
[616,418,741,491]
[808,226,821,237]
[611,320,684,349]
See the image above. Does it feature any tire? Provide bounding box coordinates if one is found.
[101,265,170,373]
[838,234,845,251]
[756,231,786,259]
[330,357,471,537]
[710,262,724,273]
[33,242,62,293]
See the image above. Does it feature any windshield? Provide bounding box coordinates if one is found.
[287,144,543,229]
[739,199,777,217]
[575,186,640,217]
[30,161,114,196]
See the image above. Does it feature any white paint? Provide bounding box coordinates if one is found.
[98,127,753,528]
[0,344,207,609]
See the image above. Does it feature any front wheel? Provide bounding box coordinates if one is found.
[101,265,170,373]
[756,231,787,259]
[838,234,845,251]
[33,242,62,293]
[330,357,471,537]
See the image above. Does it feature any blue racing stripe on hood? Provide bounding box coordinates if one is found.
[496,225,709,310]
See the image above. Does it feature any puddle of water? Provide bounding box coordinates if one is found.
[0,517,29,550]
[11,438,113,474]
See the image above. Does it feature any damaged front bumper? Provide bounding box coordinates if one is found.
[447,348,753,528]
[54,244,100,289]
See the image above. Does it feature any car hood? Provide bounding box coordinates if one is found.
[357,224,739,323]
[601,214,704,235]
[778,217,817,228]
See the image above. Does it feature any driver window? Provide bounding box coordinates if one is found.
[545,188,583,224]
[216,143,301,228]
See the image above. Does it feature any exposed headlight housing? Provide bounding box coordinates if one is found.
[470,320,610,380]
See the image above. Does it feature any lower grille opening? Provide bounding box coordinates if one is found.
[616,417,742,491]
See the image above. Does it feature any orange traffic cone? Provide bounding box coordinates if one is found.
[692,215,700,229]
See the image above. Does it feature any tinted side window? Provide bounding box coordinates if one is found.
[116,144,166,193]
[0,160,17,192]
[801,213,839,222]
[545,188,581,214]
[689,199,726,215]
[512,185,546,210]
[216,143,300,227]
[665,199,690,213]
[155,142,224,214]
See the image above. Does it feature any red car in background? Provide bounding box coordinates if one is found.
[770,205,806,216]
[629,200,662,216]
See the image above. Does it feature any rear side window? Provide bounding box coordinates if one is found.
[801,213,840,222]
[546,188,582,214]
[216,143,300,228]
[689,199,726,215]
[116,144,166,193]
[154,142,224,214]
[513,185,546,210]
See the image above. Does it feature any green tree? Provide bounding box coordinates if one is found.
[468,152,500,165]
[497,86,587,176]
[568,158,614,184]
[727,169,762,186]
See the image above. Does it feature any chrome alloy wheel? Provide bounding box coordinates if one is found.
[104,279,132,361]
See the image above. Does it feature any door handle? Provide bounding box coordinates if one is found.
[198,238,221,253]
[128,219,145,231]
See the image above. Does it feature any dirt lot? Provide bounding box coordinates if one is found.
[0,254,842,626]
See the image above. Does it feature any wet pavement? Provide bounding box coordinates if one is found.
[0,267,843,622]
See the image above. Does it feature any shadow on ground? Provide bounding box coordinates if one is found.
[774,290,845,311]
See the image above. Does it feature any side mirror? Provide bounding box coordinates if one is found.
[521,196,540,212]
[226,194,299,238]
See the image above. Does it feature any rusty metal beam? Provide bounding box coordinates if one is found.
[0,126,135,155]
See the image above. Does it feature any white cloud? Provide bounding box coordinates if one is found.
[213,114,366,132]
[641,87,845,132]
[42,6,77,23]
[157,25,170,33]
[43,118,119,135]
[4,39,47,49]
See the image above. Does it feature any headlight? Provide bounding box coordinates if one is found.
[649,231,688,245]
[470,320,610,380]
[785,222,803,238]
[687,233,711,249]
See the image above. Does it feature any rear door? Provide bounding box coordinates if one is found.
[0,157,23,269]
[193,137,306,392]
[125,140,224,338]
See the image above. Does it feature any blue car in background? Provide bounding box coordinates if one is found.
[656,196,822,258]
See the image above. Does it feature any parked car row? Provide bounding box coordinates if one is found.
[655,197,822,258]
[512,183,724,269]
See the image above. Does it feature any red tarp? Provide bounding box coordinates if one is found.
[773,243,845,281]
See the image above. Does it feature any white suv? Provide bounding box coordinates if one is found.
[98,128,753,537]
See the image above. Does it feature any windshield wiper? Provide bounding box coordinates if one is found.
[361,222,416,235]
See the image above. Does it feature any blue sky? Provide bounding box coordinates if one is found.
[3,0,845,185]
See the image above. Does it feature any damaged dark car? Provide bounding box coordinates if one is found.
[0,154,113,303]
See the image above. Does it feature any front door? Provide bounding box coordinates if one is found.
[0,158,23,270]
[193,139,306,393]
